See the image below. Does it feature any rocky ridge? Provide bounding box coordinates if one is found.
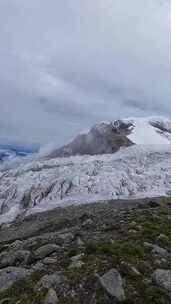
[0,198,171,303]
[47,117,171,159]
[48,120,134,159]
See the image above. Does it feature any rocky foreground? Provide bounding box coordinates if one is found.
[0,198,171,303]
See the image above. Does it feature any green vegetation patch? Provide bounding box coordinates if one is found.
[85,240,145,259]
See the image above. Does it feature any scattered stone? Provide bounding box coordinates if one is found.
[35,244,61,259]
[0,250,31,268]
[69,260,84,269]
[144,242,169,257]
[76,236,84,246]
[152,245,169,258]
[0,267,31,292]
[31,261,44,272]
[70,254,83,263]
[128,229,137,234]
[130,266,141,276]
[8,240,23,250]
[143,278,152,285]
[0,198,170,303]
[98,268,125,302]
[120,262,141,277]
[56,233,74,244]
[43,288,58,304]
[43,257,57,265]
[36,272,66,290]
[152,269,171,292]
[82,218,93,226]
[154,259,162,266]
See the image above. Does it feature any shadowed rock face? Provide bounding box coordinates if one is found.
[48,121,134,158]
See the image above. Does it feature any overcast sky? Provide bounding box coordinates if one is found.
[1,0,171,146]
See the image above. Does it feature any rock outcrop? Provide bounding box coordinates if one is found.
[48,121,133,158]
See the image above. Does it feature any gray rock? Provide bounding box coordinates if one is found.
[43,257,57,265]
[120,261,141,277]
[56,232,74,244]
[144,242,169,257]
[69,260,84,269]
[76,236,84,246]
[36,272,66,290]
[0,250,31,268]
[70,254,83,262]
[35,244,61,259]
[152,269,171,292]
[48,121,133,158]
[0,267,31,292]
[8,240,23,250]
[43,288,58,304]
[98,268,125,302]
[82,218,93,226]
[31,261,44,272]
[152,245,169,257]
[130,266,141,276]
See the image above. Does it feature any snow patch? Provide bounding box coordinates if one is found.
[124,117,171,144]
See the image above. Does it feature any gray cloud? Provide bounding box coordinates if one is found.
[0,0,171,146]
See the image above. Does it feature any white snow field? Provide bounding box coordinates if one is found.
[1,116,171,225]
[124,117,171,144]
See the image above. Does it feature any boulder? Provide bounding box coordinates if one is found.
[0,267,31,291]
[152,269,171,292]
[43,288,58,304]
[36,272,66,290]
[0,250,31,268]
[144,242,169,257]
[152,245,169,258]
[98,268,125,302]
[70,254,83,262]
[35,244,61,260]
[76,236,84,246]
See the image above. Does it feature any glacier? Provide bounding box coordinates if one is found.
[1,144,171,225]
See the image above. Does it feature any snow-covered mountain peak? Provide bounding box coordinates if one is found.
[46,116,171,159]
[122,116,171,145]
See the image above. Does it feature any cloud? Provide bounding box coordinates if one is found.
[0,0,171,145]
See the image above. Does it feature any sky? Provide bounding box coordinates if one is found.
[1,0,171,147]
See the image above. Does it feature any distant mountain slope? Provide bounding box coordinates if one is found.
[47,117,171,158]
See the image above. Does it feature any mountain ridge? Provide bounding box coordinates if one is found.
[46,117,171,159]
[1,116,171,225]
